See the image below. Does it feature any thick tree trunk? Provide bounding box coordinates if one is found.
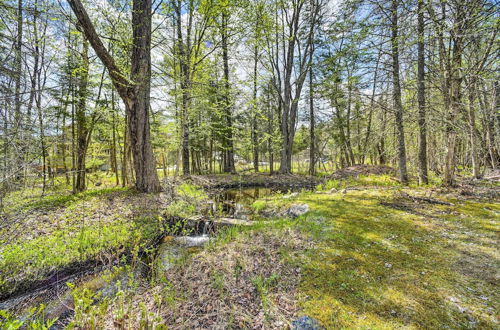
[391,0,408,184]
[68,0,160,192]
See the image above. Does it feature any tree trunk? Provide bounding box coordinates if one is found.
[362,51,380,165]
[221,11,235,173]
[390,0,408,183]
[308,53,315,176]
[252,43,259,172]
[68,0,160,192]
[13,0,23,180]
[75,37,89,192]
[111,88,119,185]
[417,0,428,184]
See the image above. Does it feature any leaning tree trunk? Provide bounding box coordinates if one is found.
[68,0,160,192]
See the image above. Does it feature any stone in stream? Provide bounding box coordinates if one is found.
[173,235,210,247]
[283,192,299,199]
[287,204,309,218]
[158,235,210,272]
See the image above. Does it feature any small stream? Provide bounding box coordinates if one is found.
[0,186,303,327]
[213,186,297,218]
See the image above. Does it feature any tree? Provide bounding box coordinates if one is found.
[390,0,408,183]
[74,36,89,192]
[268,0,322,174]
[417,0,428,184]
[219,5,235,173]
[68,0,160,192]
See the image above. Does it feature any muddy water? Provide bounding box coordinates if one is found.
[213,186,299,217]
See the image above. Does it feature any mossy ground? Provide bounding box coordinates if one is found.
[1,174,498,329]
[259,176,499,329]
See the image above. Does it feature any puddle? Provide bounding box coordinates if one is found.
[213,186,302,218]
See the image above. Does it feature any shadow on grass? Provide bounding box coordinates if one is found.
[292,191,498,328]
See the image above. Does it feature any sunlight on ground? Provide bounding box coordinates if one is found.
[280,186,499,329]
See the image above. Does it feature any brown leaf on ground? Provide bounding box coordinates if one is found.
[104,228,312,329]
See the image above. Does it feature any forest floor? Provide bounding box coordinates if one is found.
[0,169,499,329]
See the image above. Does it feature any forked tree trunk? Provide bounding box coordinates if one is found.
[68,0,160,192]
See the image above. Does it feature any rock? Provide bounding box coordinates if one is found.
[214,218,252,226]
[292,316,321,330]
[233,203,251,219]
[287,204,309,218]
[173,236,210,247]
[283,192,299,199]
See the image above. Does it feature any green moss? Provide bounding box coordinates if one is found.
[288,189,499,329]
[248,182,499,329]
[319,174,401,191]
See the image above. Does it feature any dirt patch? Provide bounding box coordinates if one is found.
[104,229,311,329]
[379,191,454,218]
[329,165,395,179]
[454,249,500,286]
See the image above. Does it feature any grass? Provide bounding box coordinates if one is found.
[0,179,211,297]
[251,178,499,328]
[0,185,164,297]
[2,173,498,329]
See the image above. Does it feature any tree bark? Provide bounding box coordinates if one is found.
[68,0,160,192]
[13,0,23,180]
[390,0,408,183]
[308,49,315,176]
[75,37,89,192]
[417,0,428,184]
[221,11,235,173]
[252,42,259,173]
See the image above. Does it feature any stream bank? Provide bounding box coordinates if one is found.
[0,183,308,328]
